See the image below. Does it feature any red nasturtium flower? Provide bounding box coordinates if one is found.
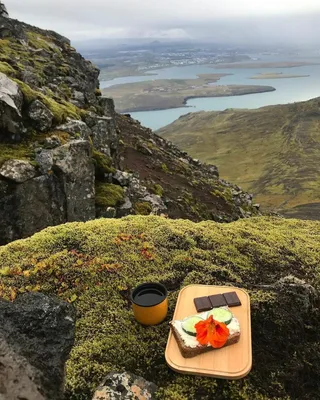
[195,315,229,348]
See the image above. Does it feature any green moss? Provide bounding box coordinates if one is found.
[0,143,35,166]
[59,83,72,99]
[95,183,125,208]
[161,163,169,173]
[13,79,81,124]
[27,31,62,57]
[95,88,102,97]
[0,61,16,77]
[92,151,115,178]
[150,184,164,197]
[211,188,233,203]
[0,216,319,399]
[134,202,152,215]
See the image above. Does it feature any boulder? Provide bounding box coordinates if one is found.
[142,194,167,214]
[91,117,118,156]
[57,119,92,140]
[113,170,133,186]
[0,293,76,400]
[52,140,95,221]
[92,371,158,400]
[28,100,54,132]
[0,72,24,140]
[99,97,116,118]
[0,159,37,183]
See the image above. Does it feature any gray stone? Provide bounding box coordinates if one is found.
[72,90,85,103]
[91,117,118,156]
[28,99,54,132]
[101,207,116,218]
[0,338,45,400]
[120,196,133,210]
[0,293,76,400]
[207,164,219,178]
[52,140,95,221]
[43,135,62,149]
[57,119,92,140]
[35,149,54,173]
[253,203,260,209]
[0,72,24,139]
[142,194,167,214]
[12,175,66,241]
[113,170,132,186]
[99,97,116,118]
[137,141,153,156]
[0,2,8,18]
[0,159,37,183]
[21,68,40,87]
[92,371,157,400]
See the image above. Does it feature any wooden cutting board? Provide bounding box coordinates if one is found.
[165,284,252,379]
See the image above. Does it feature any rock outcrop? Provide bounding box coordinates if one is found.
[0,2,259,244]
[92,372,158,400]
[0,292,76,400]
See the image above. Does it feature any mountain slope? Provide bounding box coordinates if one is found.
[158,98,320,219]
[0,4,259,244]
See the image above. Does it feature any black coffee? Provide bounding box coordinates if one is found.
[134,288,165,307]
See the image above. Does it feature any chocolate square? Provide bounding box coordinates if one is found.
[194,296,212,312]
[209,294,227,308]
[223,291,241,307]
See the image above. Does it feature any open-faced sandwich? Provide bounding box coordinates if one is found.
[170,307,240,358]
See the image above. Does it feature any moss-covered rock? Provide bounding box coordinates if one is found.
[134,201,153,215]
[92,150,115,179]
[95,182,125,208]
[0,216,319,399]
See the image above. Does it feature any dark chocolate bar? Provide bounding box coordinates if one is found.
[223,291,241,307]
[208,294,227,308]
[194,296,212,312]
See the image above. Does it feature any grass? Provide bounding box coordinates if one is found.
[0,216,319,399]
[159,97,320,217]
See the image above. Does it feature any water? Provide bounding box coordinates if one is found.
[101,59,320,131]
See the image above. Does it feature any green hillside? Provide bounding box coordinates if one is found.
[0,215,319,399]
[158,98,320,218]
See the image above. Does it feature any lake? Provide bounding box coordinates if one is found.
[100,59,320,131]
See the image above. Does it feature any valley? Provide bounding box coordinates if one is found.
[158,97,320,219]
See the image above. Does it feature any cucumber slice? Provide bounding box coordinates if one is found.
[207,308,233,325]
[182,316,204,336]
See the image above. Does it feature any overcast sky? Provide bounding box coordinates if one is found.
[5,0,320,45]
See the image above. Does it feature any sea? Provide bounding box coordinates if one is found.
[100,55,320,131]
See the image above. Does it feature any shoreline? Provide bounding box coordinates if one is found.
[117,86,276,113]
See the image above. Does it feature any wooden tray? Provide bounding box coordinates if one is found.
[165,284,252,379]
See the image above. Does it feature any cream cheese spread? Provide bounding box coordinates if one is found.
[172,307,240,348]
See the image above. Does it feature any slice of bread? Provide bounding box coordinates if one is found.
[169,309,241,358]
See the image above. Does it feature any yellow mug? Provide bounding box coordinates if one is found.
[131,282,168,325]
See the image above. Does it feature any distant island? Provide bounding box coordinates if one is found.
[103,74,275,112]
[250,72,310,79]
[212,61,320,69]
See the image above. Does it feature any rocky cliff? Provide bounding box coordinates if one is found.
[0,3,259,245]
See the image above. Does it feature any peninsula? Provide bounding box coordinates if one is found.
[103,74,275,112]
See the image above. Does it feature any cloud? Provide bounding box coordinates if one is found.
[6,0,320,42]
